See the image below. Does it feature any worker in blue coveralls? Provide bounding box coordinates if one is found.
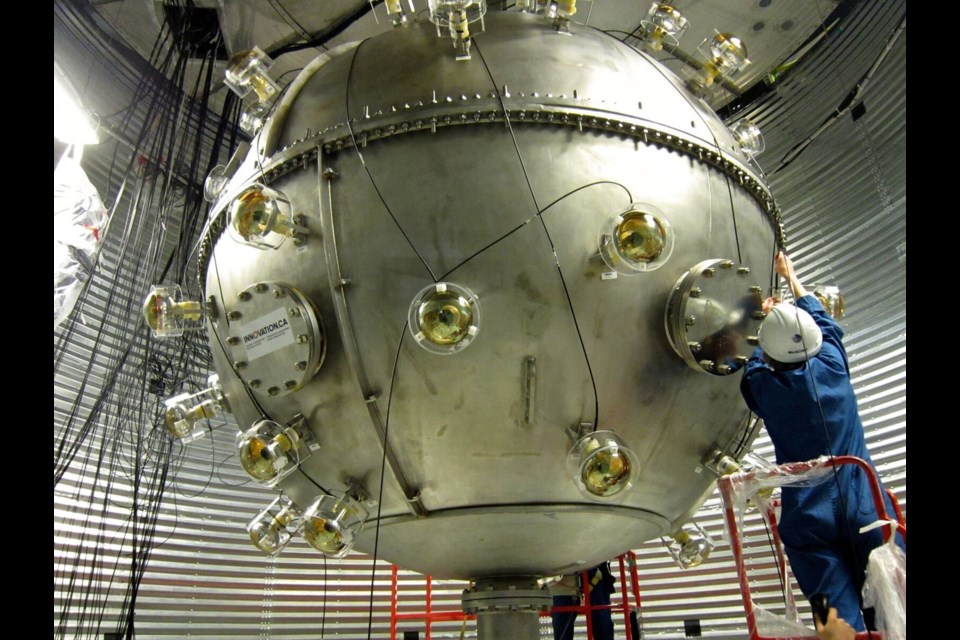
[552,562,615,640]
[740,251,905,632]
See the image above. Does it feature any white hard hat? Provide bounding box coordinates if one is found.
[758,303,823,363]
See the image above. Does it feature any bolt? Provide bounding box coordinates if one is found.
[268,386,281,396]
[746,336,760,346]
[297,334,309,344]
[685,315,696,326]
[295,361,308,371]
[285,380,298,390]
[249,379,262,389]
[720,260,735,269]
[698,360,715,370]
[273,289,286,298]
[749,286,763,294]
[689,287,702,298]
[717,363,733,375]
[687,341,701,353]
[734,355,749,365]
[737,267,751,276]
[289,307,301,317]
[235,361,248,370]
[254,283,268,293]
[227,336,240,346]
[238,291,252,302]
[227,310,242,320]
[702,268,716,277]
[322,168,339,180]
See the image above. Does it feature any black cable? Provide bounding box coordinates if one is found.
[298,467,334,496]
[171,415,217,499]
[342,39,439,283]
[211,251,270,418]
[761,511,790,611]
[770,13,905,176]
[473,40,601,429]
[267,1,382,59]
[54,6,237,637]
[438,180,633,281]
[216,450,252,487]
[782,253,877,633]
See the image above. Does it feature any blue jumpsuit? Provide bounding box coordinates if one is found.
[552,564,615,640]
[740,295,904,631]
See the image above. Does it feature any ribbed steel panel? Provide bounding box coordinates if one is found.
[55,0,905,638]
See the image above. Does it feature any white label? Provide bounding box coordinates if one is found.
[601,271,618,280]
[307,442,321,452]
[241,307,297,360]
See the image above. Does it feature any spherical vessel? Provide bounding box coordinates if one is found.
[200,11,780,580]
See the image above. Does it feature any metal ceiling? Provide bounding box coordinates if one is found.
[54,0,905,637]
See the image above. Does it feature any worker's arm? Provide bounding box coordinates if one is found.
[775,251,808,300]
[776,251,847,368]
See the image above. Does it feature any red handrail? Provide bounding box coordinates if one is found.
[388,553,644,639]
[718,455,906,640]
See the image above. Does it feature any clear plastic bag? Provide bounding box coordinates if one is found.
[54,153,108,327]
[861,536,906,640]
[754,605,814,637]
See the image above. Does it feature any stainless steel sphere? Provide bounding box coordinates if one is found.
[200,11,780,580]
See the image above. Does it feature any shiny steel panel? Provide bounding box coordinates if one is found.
[203,11,780,580]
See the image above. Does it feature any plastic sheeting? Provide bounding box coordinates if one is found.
[754,605,814,637]
[862,538,906,640]
[722,455,836,545]
[54,152,108,327]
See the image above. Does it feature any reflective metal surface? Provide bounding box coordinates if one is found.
[222,282,325,398]
[664,258,765,376]
[201,12,779,581]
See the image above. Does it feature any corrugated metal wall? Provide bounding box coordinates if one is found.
[622,1,906,637]
[54,1,906,637]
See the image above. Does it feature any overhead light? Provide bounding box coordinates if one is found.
[236,416,313,487]
[247,495,303,555]
[408,282,482,354]
[54,66,99,146]
[598,204,675,275]
[662,523,715,569]
[162,373,230,442]
[567,430,640,500]
[224,47,280,103]
[301,489,371,558]
[228,184,309,250]
[142,284,205,337]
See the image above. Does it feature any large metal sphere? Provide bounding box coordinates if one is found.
[200,11,779,580]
